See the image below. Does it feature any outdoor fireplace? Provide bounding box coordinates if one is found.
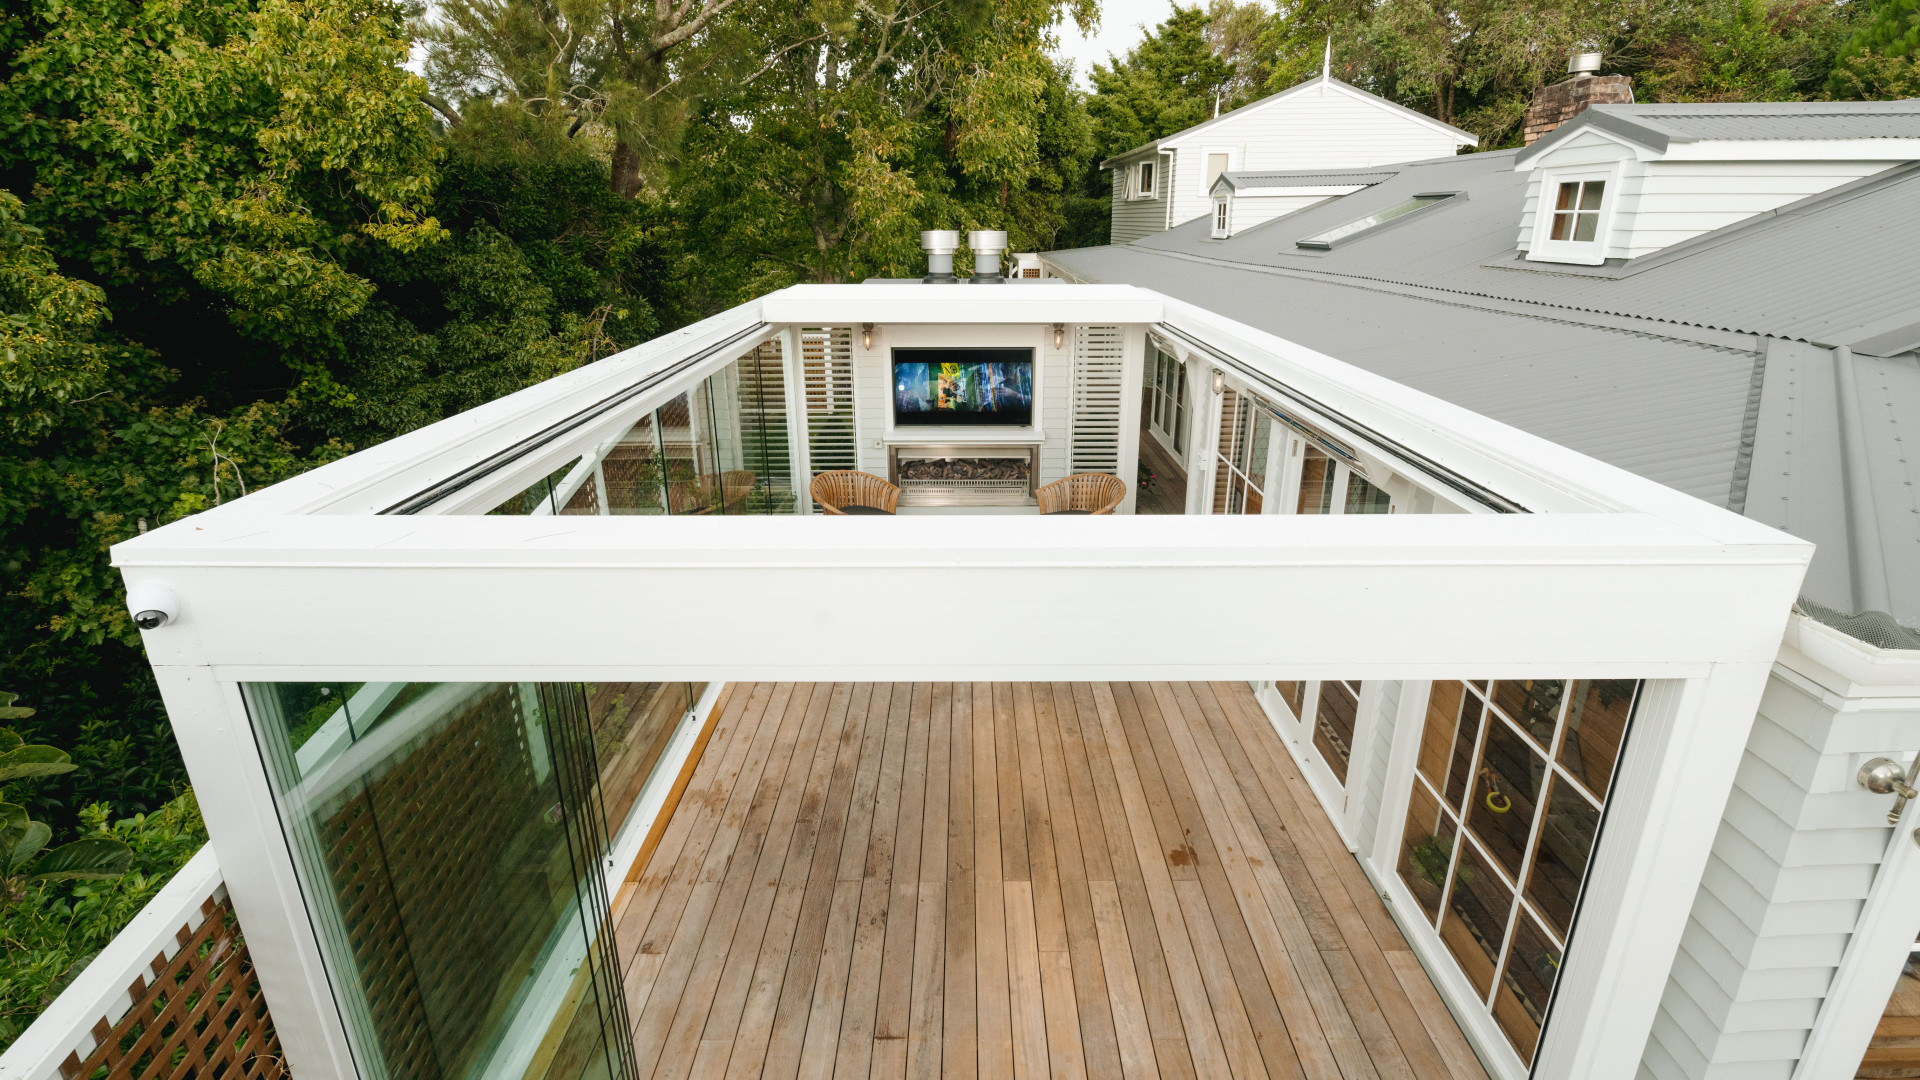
[889,444,1036,507]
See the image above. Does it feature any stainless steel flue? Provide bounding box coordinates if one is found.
[967,230,1008,283]
[921,230,960,283]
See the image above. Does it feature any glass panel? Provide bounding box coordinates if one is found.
[656,393,698,514]
[1297,446,1334,514]
[1399,779,1457,923]
[1525,776,1601,939]
[1297,195,1452,249]
[1572,211,1599,243]
[1173,367,1189,454]
[590,682,698,833]
[731,344,795,513]
[603,416,667,515]
[1494,910,1563,1065]
[1438,837,1512,998]
[1559,680,1636,800]
[560,470,601,515]
[1246,414,1271,494]
[1579,180,1605,211]
[1555,182,1577,212]
[1274,681,1305,719]
[1419,681,1482,814]
[1468,718,1546,881]
[1312,680,1359,785]
[1344,472,1391,514]
[490,460,581,516]
[1491,679,1565,749]
[245,682,635,1080]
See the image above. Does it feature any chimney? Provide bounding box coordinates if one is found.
[1523,53,1633,146]
[967,231,1007,283]
[921,230,959,283]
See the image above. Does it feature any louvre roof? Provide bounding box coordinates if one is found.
[1046,142,1920,629]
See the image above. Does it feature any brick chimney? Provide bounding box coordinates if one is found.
[1523,54,1633,146]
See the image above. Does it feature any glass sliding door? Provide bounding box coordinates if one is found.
[245,682,638,1080]
[599,344,794,516]
[1394,678,1639,1065]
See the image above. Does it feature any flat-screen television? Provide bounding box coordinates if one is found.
[892,347,1034,427]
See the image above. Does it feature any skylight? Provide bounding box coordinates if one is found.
[1295,193,1453,249]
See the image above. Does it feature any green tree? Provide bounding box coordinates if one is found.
[1087,7,1237,161]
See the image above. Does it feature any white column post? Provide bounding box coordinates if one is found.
[1117,324,1146,514]
[1535,662,1778,1079]
[149,667,363,1079]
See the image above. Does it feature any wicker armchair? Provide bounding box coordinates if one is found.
[810,470,900,515]
[1036,472,1126,515]
[667,470,757,514]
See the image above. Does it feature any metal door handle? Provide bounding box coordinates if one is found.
[1858,757,1919,825]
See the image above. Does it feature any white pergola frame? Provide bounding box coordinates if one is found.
[115,284,1811,1080]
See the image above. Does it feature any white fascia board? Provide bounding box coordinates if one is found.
[1659,139,1920,161]
[758,282,1164,324]
[114,512,1808,682]
[1514,126,1656,171]
[1778,613,1920,697]
[203,301,774,519]
[1158,297,1790,541]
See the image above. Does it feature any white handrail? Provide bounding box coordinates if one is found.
[0,845,222,1079]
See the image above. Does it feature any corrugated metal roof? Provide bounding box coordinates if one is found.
[1048,131,1920,626]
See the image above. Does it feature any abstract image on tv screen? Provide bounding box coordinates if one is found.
[892,348,1034,427]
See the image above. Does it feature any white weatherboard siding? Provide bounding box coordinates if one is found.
[1111,78,1472,240]
[1519,129,1900,259]
[1638,616,1920,1080]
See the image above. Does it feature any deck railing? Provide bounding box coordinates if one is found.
[0,846,285,1080]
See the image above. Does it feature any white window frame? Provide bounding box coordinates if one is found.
[1201,146,1237,196]
[1526,165,1621,266]
[1133,159,1158,200]
[1212,197,1230,239]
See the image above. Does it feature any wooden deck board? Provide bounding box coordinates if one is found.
[623,683,1489,1080]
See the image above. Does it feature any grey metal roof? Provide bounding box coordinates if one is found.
[1047,134,1920,628]
[1099,76,1477,169]
[1515,99,1920,165]
[1214,170,1399,194]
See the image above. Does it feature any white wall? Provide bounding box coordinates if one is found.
[1222,192,1340,236]
[1164,83,1470,228]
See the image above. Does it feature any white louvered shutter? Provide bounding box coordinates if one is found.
[802,327,857,498]
[1069,325,1125,474]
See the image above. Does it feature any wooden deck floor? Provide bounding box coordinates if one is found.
[611,683,1488,1080]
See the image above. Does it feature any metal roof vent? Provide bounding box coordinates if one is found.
[921,230,959,284]
[1567,52,1602,76]
[967,230,1007,283]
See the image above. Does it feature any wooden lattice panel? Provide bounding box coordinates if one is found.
[59,896,285,1080]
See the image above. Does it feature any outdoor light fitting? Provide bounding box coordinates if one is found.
[1053,323,1065,348]
[1212,369,1226,394]
[862,323,875,349]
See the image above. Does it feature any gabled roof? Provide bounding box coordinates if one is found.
[1046,143,1920,628]
[1212,169,1398,195]
[1516,98,1920,167]
[1099,75,1477,169]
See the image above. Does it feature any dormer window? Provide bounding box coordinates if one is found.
[1527,169,1616,265]
[1135,160,1157,199]
[1212,198,1230,238]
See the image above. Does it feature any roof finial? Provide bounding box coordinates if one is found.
[1322,36,1332,79]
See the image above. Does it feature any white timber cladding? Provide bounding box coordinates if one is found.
[1219,192,1344,236]
[1069,325,1125,473]
[1518,129,1900,260]
[801,326,856,479]
[1637,616,1920,1080]
[1110,80,1474,239]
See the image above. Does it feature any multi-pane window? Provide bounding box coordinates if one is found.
[1397,679,1639,1064]
[1295,444,1388,515]
[1214,198,1230,237]
[1549,181,1605,243]
[1212,390,1273,514]
[1312,680,1361,783]
[1149,349,1189,455]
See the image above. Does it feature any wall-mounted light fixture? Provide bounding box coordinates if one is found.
[1052,323,1065,348]
[862,323,875,350]
[1212,369,1226,395]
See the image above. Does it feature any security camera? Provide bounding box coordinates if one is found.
[126,583,180,630]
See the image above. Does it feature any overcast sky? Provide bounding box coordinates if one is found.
[1053,0,1182,86]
